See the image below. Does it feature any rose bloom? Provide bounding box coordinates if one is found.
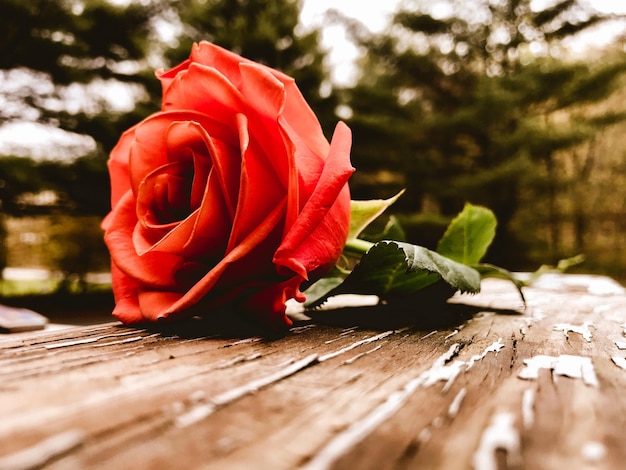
[102,42,354,329]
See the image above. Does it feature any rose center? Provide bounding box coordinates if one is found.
[151,164,194,224]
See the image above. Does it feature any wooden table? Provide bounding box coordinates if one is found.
[2,274,626,469]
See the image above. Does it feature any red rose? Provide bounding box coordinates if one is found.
[102,42,354,329]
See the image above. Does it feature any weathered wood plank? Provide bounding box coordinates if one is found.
[1,274,626,469]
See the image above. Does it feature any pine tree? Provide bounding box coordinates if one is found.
[343,0,626,266]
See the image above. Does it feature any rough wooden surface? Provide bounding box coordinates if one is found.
[2,274,626,469]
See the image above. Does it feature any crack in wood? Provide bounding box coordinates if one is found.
[510,338,518,370]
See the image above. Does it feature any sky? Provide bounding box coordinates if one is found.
[1,0,626,159]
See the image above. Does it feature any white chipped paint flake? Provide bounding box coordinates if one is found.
[518,354,598,387]
[472,412,521,470]
[521,388,535,430]
[615,341,626,350]
[421,359,466,392]
[342,344,382,365]
[0,430,86,470]
[303,341,520,470]
[448,387,467,418]
[466,338,505,370]
[581,441,607,462]
[413,343,465,392]
[611,356,626,371]
[518,308,546,335]
[176,354,318,428]
[303,345,464,470]
[444,329,459,340]
[318,330,393,362]
[553,321,594,342]
[421,330,437,340]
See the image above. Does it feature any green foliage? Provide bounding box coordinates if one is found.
[341,0,626,269]
[0,0,157,151]
[306,202,513,309]
[333,241,481,299]
[347,191,404,243]
[437,203,497,265]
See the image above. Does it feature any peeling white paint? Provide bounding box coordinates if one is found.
[302,345,463,469]
[518,355,598,387]
[342,345,382,365]
[472,412,521,470]
[616,341,626,350]
[518,308,546,335]
[448,387,467,418]
[301,374,425,470]
[422,360,466,392]
[44,330,139,349]
[420,330,438,340]
[416,344,465,392]
[466,338,505,371]
[581,441,607,462]
[318,331,393,362]
[417,427,432,443]
[611,356,626,371]
[521,388,535,430]
[290,324,317,333]
[176,354,319,428]
[444,330,459,340]
[175,403,215,428]
[223,337,262,347]
[0,430,85,470]
[553,321,594,342]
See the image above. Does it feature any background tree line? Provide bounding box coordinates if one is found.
[1,0,626,290]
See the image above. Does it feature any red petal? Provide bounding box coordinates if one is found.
[105,191,183,289]
[145,197,288,320]
[110,264,144,324]
[274,122,354,279]
[189,42,246,88]
[161,63,244,125]
[227,114,286,252]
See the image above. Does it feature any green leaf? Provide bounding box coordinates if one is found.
[361,214,407,243]
[348,190,404,242]
[437,203,497,265]
[523,254,586,285]
[473,263,526,306]
[307,240,481,307]
[303,277,345,307]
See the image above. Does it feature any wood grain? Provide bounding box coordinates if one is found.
[1,274,626,469]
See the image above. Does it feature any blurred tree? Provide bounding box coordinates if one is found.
[341,0,626,266]
[160,0,337,135]
[0,0,158,153]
